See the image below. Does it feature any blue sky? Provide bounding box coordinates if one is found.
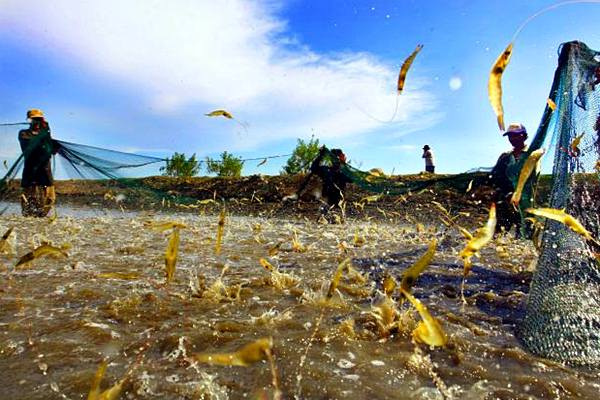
[2,0,600,177]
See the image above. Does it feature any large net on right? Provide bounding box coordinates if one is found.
[517,41,600,366]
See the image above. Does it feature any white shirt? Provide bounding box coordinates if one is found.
[423,150,435,167]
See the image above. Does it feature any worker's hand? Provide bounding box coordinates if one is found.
[282,193,298,202]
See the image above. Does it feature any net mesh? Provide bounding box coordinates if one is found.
[0,130,167,208]
[517,41,600,366]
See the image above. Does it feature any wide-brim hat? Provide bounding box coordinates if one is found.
[26,109,45,119]
[422,145,430,150]
[503,122,527,136]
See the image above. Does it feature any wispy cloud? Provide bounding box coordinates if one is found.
[0,0,440,151]
[387,144,418,152]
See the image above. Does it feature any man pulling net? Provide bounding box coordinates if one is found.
[18,109,59,217]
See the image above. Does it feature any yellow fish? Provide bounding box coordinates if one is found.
[268,241,283,256]
[459,203,496,276]
[360,194,382,204]
[570,132,585,157]
[0,227,14,253]
[146,221,187,232]
[164,228,180,284]
[400,238,437,294]
[259,257,275,272]
[510,148,544,207]
[197,199,216,205]
[526,208,597,244]
[382,272,397,297]
[205,109,234,119]
[431,201,450,217]
[97,272,140,280]
[192,338,273,367]
[15,244,68,268]
[466,179,474,193]
[88,360,127,400]
[353,229,365,247]
[215,208,226,255]
[547,98,557,111]
[400,288,447,347]
[397,44,424,94]
[488,43,513,131]
[291,230,306,253]
[327,258,350,299]
[458,226,473,241]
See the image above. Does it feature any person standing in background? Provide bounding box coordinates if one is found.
[422,145,435,173]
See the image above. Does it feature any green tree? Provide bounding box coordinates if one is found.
[206,151,244,177]
[282,136,320,175]
[160,152,200,177]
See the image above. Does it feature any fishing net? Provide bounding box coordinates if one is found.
[311,149,493,196]
[0,126,167,209]
[516,41,600,366]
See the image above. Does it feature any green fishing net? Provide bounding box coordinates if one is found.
[516,41,600,366]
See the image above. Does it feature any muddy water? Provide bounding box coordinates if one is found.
[1,207,599,400]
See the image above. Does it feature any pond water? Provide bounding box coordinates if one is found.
[1,206,598,399]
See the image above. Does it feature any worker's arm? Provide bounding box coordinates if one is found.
[310,146,327,173]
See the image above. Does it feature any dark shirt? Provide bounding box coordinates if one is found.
[310,158,352,206]
[490,148,536,237]
[490,149,532,202]
[490,151,515,200]
[18,122,58,187]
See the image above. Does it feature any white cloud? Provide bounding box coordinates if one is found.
[0,0,440,150]
[386,144,418,152]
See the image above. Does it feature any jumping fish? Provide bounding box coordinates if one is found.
[570,132,585,157]
[459,203,496,276]
[327,258,350,299]
[382,272,397,297]
[510,148,545,207]
[215,208,226,255]
[146,221,187,232]
[397,44,424,94]
[87,360,127,400]
[400,238,437,294]
[97,272,140,280]
[192,337,273,367]
[15,244,68,268]
[0,227,13,253]
[400,288,447,347]
[164,227,180,284]
[488,43,514,131]
[526,207,598,244]
[205,109,234,119]
[259,257,275,272]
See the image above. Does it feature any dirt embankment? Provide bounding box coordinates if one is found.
[5,173,553,226]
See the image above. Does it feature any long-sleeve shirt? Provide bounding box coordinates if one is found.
[18,123,58,187]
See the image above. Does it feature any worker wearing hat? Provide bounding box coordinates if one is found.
[491,123,537,238]
[18,109,59,217]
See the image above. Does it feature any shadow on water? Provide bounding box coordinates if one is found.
[353,250,533,326]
